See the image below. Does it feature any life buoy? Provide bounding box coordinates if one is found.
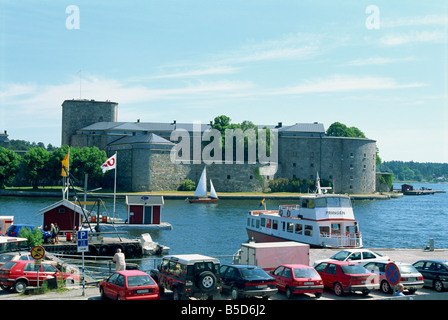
[287,209,291,217]
[279,209,283,217]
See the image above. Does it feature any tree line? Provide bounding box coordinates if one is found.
[0,145,109,189]
[378,161,448,182]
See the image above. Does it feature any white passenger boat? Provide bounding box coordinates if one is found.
[246,175,362,248]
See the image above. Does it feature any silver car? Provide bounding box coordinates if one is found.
[363,261,424,294]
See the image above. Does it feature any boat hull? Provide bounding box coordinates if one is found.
[188,198,218,203]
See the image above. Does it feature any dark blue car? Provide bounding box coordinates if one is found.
[219,264,277,300]
[413,259,448,292]
[6,225,52,243]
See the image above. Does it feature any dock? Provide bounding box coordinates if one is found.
[42,235,143,258]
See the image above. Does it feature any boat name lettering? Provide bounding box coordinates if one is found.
[326,210,345,215]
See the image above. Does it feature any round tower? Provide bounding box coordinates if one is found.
[61,99,118,146]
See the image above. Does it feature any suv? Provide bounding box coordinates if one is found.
[0,260,80,293]
[151,254,222,300]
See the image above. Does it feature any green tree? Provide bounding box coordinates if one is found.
[19,227,44,247]
[22,147,50,188]
[0,147,21,188]
[70,147,108,186]
[178,179,196,191]
[326,122,367,138]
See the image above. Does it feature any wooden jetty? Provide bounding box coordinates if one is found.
[42,234,143,258]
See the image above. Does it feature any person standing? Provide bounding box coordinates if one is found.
[113,248,126,271]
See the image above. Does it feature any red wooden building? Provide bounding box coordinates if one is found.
[39,199,86,233]
[125,195,164,225]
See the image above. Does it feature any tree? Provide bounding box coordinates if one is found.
[326,122,366,138]
[19,227,43,247]
[0,147,21,188]
[22,147,50,189]
[70,147,108,186]
[178,179,196,191]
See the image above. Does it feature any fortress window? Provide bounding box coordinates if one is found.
[250,175,253,179]
[350,175,353,180]
[350,185,353,189]
[293,174,297,179]
[363,164,367,170]
[227,175,231,179]
[350,164,354,169]
[310,163,314,167]
[293,163,296,167]
[350,153,354,158]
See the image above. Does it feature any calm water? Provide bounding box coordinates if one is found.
[1,183,447,265]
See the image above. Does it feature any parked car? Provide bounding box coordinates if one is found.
[6,224,52,243]
[99,270,159,300]
[0,260,80,293]
[363,261,424,294]
[413,259,448,292]
[271,264,323,299]
[0,252,35,268]
[150,254,222,300]
[314,261,379,296]
[220,264,277,300]
[313,249,390,266]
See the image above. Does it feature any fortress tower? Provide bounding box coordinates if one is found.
[61,99,118,146]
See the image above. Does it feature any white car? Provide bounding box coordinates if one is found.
[313,249,390,266]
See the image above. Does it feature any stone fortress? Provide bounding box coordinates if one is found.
[62,99,377,194]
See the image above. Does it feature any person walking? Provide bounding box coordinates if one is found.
[113,248,126,271]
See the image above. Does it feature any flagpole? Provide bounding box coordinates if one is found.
[113,152,117,217]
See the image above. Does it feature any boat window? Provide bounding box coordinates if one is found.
[273,220,278,230]
[326,197,341,207]
[301,199,314,208]
[287,223,294,233]
[256,219,260,228]
[304,225,313,236]
[319,226,330,235]
[261,218,266,227]
[295,224,302,234]
[281,222,286,231]
[251,219,255,227]
[315,198,327,207]
[247,218,250,227]
[266,219,272,228]
[340,197,352,208]
[308,199,315,209]
[331,223,341,234]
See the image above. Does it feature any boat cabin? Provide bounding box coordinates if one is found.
[126,195,164,225]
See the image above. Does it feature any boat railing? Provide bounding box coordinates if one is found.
[320,232,362,248]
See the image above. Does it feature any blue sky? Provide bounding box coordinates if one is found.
[0,1,447,163]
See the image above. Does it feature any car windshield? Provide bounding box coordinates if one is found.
[341,264,368,274]
[127,275,155,287]
[0,261,16,270]
[331,251,351,261]
[293,268,319,278]
[0,254,15,263]
[240,267,269,279]
[398,265,419,274]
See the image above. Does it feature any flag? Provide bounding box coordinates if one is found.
[61,152,69,177]
[101,154,117,173]
[259,198,265,208]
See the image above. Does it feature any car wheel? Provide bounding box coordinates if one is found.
[333,282,344,296]
[173,287,182,300]
[286,287,293,299]
[100,287,107,300]
[13,280,27,294]
[231,287,240,300]
[196,271,216,292]
[434,279,444,292]
[0,284,11,291]
[315,292,322,298]
[381,280,392,294]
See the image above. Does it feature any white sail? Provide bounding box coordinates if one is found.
[209,180,218,199]
[194,167,207,197]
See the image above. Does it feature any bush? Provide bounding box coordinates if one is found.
[19,227,44,247]
[178,179,196,191]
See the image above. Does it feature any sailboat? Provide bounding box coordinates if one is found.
[188,167,219,203]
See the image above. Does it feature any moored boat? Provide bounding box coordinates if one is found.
[246,175,362,248]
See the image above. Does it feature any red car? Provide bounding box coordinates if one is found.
[314,261,379,296]
[271,264,323,298]
[99,270,160,300]
[0,260,80,293]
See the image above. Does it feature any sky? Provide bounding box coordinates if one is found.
[0,0,447,163]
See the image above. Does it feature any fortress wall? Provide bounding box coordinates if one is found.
[61,100,118,146]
